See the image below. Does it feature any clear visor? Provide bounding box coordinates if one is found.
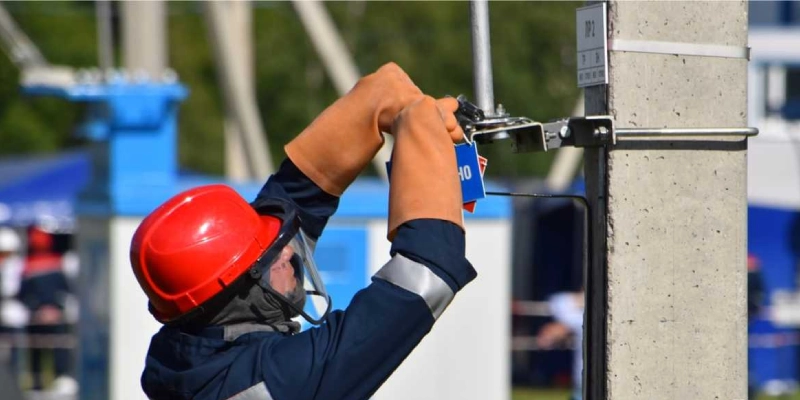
[255,229,331,325]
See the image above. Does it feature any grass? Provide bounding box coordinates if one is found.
[512,388,572,400]
[756,395,800,400]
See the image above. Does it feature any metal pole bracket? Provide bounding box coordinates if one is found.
[454,95,757,153]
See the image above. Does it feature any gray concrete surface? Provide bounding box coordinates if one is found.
[584,1,749,399]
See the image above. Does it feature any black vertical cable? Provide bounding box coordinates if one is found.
[487,190,592,396]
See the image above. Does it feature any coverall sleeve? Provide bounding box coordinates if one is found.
[252,158,340,240]
[263,219,477,400]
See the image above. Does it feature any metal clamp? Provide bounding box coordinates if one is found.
[454,95,758,153]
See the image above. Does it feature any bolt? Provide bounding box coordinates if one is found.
[495,104,508,117]
[595,126,609,138]
[559,125,572,138]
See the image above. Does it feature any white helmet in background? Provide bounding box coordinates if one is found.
[0,227,21,253]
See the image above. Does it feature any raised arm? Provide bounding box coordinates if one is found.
[253,63,461,240]
[262,97,473,400]
[253,159,340,241]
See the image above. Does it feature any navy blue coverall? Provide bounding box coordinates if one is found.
[141,159,477,400]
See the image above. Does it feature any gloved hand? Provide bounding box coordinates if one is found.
[285,62,462,196]
[388,96,464,240]
[284,63,417,196]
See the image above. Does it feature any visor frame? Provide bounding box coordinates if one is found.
[250,198,332,325]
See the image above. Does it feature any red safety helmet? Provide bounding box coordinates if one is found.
[130,184,331,324]
[130,185,281,322]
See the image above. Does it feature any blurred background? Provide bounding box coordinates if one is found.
[0,1,578,178]
[0,1,797,400]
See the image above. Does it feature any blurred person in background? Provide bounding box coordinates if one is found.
[0,227,27,328]
[748,254,765,400]
[748,254,765,324]
[18,225,76,394]
[536,291,585,400]
[130,64,475,400]
[0,227,26,399]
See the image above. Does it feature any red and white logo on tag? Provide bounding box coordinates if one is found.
[463,155,488,213]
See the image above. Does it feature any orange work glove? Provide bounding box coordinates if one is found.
[387,96,464,240]
[285,63,424,196]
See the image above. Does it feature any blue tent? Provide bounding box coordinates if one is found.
[0,150,91,231]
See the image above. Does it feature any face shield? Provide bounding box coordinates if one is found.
[250,199,331,325]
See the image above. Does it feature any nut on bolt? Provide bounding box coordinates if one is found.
[495,104,508,117]
[559,125,571,138]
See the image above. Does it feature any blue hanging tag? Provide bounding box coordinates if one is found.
[385,143,485,204]
[455,142,486,203]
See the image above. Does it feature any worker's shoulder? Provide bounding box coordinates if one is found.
[146,325,284,364]
[144,327,287,398]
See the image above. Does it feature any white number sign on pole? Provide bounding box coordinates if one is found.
[576,3,608,88]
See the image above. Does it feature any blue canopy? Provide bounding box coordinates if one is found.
[0,150,91,231]
[0,149,513,231]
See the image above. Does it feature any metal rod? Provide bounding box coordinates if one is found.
[615,127,759,137]
[512,300,553,317]
[0,333,77,349]
[512,336,579,352]
[469,0,495,116]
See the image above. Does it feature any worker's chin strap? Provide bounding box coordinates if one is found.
[208,281,302,334]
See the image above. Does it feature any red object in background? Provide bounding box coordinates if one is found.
[28,226,54,254]
[748,254,760,272]
[23,227,62,278]
[23,253,63,278]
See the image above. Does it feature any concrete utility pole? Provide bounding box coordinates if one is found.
[583,2,749,399]
[121,1,167,76]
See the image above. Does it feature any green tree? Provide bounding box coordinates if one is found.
[0,1,581,179]
[327,1,581,178]
[0,1,96,155]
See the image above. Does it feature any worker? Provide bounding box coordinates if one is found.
[0,227,27,338]
[18,226,76,393]
[0,227,25,400]
[130,63,476,400]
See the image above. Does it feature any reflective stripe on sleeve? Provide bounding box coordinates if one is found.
[226,382,274,400]
[373,254,455,320]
